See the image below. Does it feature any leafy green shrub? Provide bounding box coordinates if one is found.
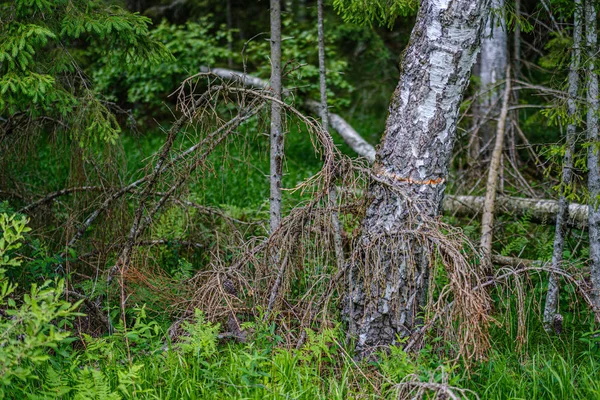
[0,213,81,398]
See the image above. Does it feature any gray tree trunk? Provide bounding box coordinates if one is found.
[349,0,490,357]
[543,0,582,332]
[586,0,600,316]
[269,0,283,233]
[472,0,508,160]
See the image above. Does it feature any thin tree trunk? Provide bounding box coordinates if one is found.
[543,0,582,333]
[586,0,600,317]
[226,0,233,68]
[316,0,345,274]
[480,68,511,270]
[200,66,376,162]
[349,0,490,357]
[513,0,521,80]
[269,0,283,233]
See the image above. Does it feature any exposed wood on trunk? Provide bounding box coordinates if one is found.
[480,68,511,270]
[348,0,490,357]
[199,67,376,162]
[586,0,600,316]
[269,0,283,233]
[544,0,582,332]
[444,195,588,227]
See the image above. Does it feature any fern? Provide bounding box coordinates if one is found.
[73,368,120,400]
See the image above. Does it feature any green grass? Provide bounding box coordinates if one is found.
[8,304,600,399]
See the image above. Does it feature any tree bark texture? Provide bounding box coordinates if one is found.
[269,0,283,233]
[586,0,600,315]
[349,0,490,357]
[480,67,511,270]
[544,0,582,332]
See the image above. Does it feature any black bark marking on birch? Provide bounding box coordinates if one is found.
[348,0,491,358]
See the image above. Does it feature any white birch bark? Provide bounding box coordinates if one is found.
[349,0,490,357]
[543,0,582,332]
[269,0,283,233]
[586,0,600,315]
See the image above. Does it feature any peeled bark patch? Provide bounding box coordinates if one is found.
[349,0,491,358]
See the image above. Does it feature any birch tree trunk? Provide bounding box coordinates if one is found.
[586,0,600,316]
[349,0,490,357]
[543,0,582,333]
[269,0,283,233]
[472,0,507,160]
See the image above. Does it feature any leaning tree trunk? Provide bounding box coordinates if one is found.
[543,0,582,333]
[349,0,490,357]
[471,0,507,161]
[586,0,600,317]
[479,67,511,271]
[269,0,283,233]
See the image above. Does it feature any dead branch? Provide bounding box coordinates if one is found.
[19,186,104,213]
[200,66,377,162]
[480,69,511,269]
[64,101,262,253]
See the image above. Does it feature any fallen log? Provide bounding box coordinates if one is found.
[443,195,587,227]
[200,66,377,162]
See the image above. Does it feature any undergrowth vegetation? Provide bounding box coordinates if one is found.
[3,0,600,398]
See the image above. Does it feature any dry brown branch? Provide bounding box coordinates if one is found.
[64,93,263,253]
[200,66,376,161]
[481,69,511,269]
[18,186,104,213]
